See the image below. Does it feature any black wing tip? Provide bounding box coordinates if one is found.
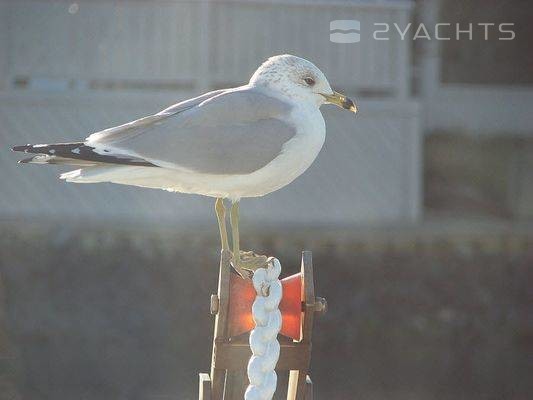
[12,144,32,152]
[12,142,157,167]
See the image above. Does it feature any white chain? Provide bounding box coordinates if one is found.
[244,258,282,400]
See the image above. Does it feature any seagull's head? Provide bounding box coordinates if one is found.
[249,54,357,114]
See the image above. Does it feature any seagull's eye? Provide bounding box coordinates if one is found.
[303,77,315,86]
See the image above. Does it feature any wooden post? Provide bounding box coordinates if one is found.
[199,373,212,400]
[223,366,248,400]
[305,376,313,400]
[287,251,314,400]
[200,251,324,399]
[210,250,231,400]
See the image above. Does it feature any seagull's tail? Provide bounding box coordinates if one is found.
[59,166,124,183]
[60,165,166,186]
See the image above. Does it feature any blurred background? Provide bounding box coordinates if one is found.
[0,0,531,399]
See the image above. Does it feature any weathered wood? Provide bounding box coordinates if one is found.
[286,373,313,400]
[210,250,232,400]
[287,252,315,400]
[224,368,248,400]
[305,375,313,400]
[287,370,304,400]
[301,250,315,346]
[198,373,212,400]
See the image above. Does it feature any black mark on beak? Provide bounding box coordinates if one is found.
[342,97,355,110]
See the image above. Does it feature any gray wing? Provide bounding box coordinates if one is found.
[86,87,297,175]
[86,89,226,144]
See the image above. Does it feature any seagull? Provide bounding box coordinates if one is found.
[12,54,357,278]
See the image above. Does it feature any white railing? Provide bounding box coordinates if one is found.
[0,1,421,223]
[0,0,413,98]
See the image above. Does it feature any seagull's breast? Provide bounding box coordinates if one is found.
[280,104,326,174]
[231,104,326,198]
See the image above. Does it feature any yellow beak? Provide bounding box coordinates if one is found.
[322,91,358,113]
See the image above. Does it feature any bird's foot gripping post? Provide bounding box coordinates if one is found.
[226,250,270,280]
[199,251,326,400]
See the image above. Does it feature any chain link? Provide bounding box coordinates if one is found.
[244,258,282,400]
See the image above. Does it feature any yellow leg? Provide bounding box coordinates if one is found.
[215,198,229,251]
[229,201,247,278]
[230,201,241,260]
[229,201,268,279]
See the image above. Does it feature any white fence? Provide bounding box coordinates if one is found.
[0,0,421,224]
[0,0,413,97]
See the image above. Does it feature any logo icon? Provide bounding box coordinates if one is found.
[330,20,361,43]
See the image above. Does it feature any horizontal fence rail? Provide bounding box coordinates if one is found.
[0,0,413,98]
[0,91,420,223]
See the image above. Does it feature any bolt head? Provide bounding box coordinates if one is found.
[210,294,219,315]
[314,297,327,315]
